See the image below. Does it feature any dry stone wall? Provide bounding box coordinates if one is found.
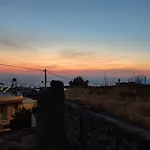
[65,102,150,150]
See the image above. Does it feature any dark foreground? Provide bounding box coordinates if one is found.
[0,81,150,150]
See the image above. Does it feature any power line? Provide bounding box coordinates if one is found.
[47,71,72,80]
[0,63,71,79]
[0,63,100,85]
[0,62,73,81]
[0,63,43,72]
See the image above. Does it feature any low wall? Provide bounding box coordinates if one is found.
[0,129,35,149]
[65,101,150,150]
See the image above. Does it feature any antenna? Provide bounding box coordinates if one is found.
[104,73,108,86]
[144,76,147,84]
[44,69,47,88]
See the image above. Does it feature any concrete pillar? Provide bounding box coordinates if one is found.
[35,81,69,150]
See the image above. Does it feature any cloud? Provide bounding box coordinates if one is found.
[0,39,36,52]
[58,49,96,59]
[0,31,40,64]
[0,39,22,49]
[0,31,38,54]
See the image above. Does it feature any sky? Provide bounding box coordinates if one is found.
[0,0,150,85]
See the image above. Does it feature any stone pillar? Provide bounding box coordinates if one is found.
[35,81,69,150]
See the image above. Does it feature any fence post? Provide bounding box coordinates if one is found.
[35,80,69,150]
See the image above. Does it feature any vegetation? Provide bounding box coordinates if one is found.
[9,107,33,130]
[69,76,89,87]
[65,84,150,129]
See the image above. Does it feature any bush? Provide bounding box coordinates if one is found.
[69,76,88,87]
[9,108,32,130]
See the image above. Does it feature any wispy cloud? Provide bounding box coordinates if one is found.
[58,49,96,59]
[0,39,23,49]
[0,30,41,65]
[0,39,37,53]
[0,30,38,53]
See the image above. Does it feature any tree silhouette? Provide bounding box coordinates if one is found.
[69,76,88,87]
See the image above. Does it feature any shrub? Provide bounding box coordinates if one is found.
[9,108,32,130]
[69,76,88,87]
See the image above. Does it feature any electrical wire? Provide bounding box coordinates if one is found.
[0,62,105,86]
[47,71,72,80]
[0,63,43,72]
[0,63,72,80]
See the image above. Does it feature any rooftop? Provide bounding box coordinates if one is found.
[0,91,16,98]
[0,91,24,104]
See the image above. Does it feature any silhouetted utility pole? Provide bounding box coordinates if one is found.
[44,69,47,88]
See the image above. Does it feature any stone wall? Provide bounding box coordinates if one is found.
[0,129,35,150]
[65,101,150,150]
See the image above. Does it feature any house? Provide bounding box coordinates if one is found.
[0,91,24,126]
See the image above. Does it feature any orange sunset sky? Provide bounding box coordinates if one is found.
[0,38,150,77]
[0,0,150,79]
